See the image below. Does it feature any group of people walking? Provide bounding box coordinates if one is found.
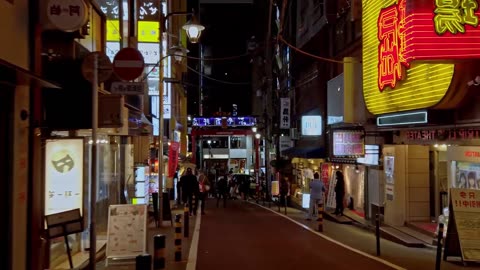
[178,167,235,215]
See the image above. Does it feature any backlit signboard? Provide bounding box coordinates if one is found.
[44,138,85,216]
[333,130,365,157]
[361,0,480,115]
[301,116,322,136]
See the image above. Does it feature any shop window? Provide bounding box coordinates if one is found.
[203,137,228,149]
[230,136,246,149]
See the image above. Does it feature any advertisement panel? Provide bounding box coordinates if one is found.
[44,138,85,216]
[454,162,480,190]
[332,130,364,157]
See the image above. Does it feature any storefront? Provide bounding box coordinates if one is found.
[362,0,480,230]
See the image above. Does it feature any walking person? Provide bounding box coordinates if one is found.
[198,169,211,215]
[279,177,290,207]
[334,170,345,216]
[180,167,199,216]
[306,172,325,220]
[216,172,228,208]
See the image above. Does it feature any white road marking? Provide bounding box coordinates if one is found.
[186,203,202,270]
[251,202,406,270]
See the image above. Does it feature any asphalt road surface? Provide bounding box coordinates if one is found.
[196,200,401,270]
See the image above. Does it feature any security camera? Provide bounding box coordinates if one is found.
[467,75,480,86]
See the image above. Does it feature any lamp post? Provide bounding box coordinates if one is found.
[157,5,204,224]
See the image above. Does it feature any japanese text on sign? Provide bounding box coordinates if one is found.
[280,98,290,129]
[455,191,480,208]
[377,0,409,91]
[434,0,479,35]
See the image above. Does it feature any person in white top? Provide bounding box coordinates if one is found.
[306,172,325,220]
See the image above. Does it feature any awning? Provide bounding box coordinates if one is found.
[281,146,326,159]
[0,58,60,88]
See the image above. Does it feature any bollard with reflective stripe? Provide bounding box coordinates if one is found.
[174,214,182,261]
[184,203,190,238]
[136,254,151,270]
[153,234,166,269]
[317,203,324,232]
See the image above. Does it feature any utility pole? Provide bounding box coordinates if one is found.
[264,0,274,200]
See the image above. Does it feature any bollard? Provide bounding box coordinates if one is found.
[317,203,324,232]
[192,194,196,215]
[153,234,166,269]
[184,203,190,238]
[375,214,381,256]
[435,223,444,270]
[136,254,151,270]
[174,214,182,261]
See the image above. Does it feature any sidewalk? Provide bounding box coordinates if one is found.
[255,200,477,270]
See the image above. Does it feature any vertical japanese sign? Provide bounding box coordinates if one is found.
[446,189,480,262]
[280,97,290,129]
[168,142,180,178]
[45,139,84,216]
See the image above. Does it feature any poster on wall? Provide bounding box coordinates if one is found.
[106,204,147,260]
[385,156,395,200]
[444,189,480,262]
[44,138,84,216]
[454,162,480,190]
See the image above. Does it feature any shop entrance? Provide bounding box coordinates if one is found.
[0,88,13,269]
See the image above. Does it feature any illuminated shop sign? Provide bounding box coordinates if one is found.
[363,0,480,115]
[192,116,256,127]
[301,115,322,136]
[44,139,84,216]
[332,130,365,157]
[405,128,480,141]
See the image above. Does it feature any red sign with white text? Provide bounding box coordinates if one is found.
[377,0,480,91]
[168,142,180,178]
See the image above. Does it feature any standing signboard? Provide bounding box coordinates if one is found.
[113,48,145,81]
[444,188,480,263]
[106,204,147,265]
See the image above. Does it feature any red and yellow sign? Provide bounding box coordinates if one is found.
[363,0,480,115]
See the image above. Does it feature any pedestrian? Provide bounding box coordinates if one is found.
[216,172,228,208]
[334,170,345,216]
[279,176,289,207]
[306,172,325,220]
[180,167,199,216]
[198,169,210,215]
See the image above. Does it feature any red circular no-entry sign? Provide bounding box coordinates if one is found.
[113,48,145,81]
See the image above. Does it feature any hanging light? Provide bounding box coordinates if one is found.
[252,126,258,133]
[255,133,261,139]
[182,15,204,43]
[169,45,189,63]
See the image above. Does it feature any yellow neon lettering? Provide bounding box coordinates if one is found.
[462,0,479,27]
[434,0,464,34]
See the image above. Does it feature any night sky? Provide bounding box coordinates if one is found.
[186,1,267,117]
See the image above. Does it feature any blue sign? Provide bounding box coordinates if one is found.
[192,116,256,127]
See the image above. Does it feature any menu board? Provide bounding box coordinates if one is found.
[333,130,365,157]
[444,189,480,262]
[106,204,147,260]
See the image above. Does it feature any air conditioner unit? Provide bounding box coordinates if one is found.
[290,128,299,140]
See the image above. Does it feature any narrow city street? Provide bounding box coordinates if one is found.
[196,200,402,270]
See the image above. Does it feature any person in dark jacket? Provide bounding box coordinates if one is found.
[334,170,345,216]
[216,172,229,208]
[180,167,199,215]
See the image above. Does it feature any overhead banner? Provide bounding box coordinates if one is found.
[280,98,291,129]
[44,138,85,216]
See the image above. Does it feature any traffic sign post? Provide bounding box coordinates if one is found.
[113,47,145,81]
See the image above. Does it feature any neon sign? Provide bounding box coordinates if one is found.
[377,0,408,91]
[363,0,480,115]
[434,0,479,34]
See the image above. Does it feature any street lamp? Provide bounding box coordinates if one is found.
[182,15,205,43]
[156,6,204,225]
